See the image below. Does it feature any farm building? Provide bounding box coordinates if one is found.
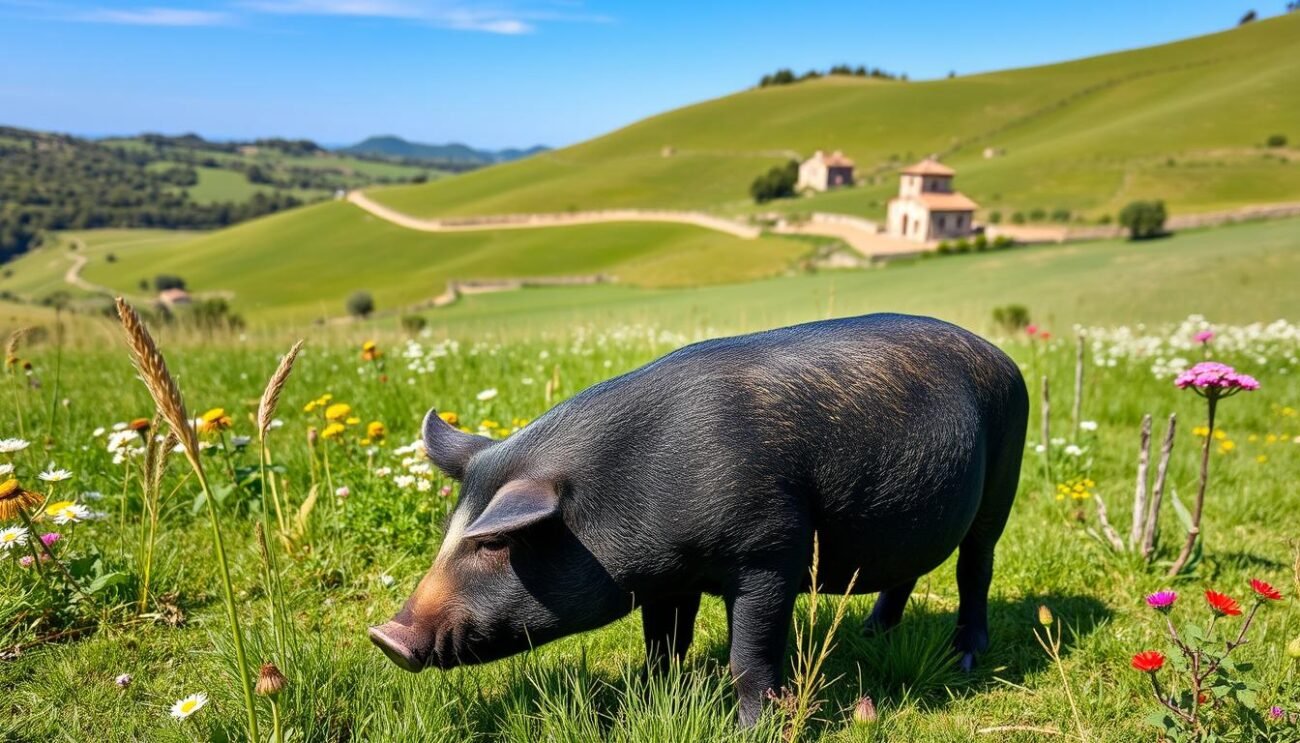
[797,150,855,192]
[886,159,979,242]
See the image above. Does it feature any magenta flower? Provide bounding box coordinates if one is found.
[1174,362,1260,395]
[1193,330,1215,344]
[1146,590,1177,612]
[1270,706,1285,720]
[40,532,60,547]
[18,555,34,568]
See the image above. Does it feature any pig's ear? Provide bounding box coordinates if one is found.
[463,479,559,540]
[422,408,494,480]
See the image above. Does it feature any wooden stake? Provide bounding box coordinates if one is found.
[1130,414,1153,549]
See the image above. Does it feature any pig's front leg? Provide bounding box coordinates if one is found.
[725,568,800,727]
[642,593,702,674]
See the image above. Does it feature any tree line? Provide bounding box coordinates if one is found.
[759,64,903,87]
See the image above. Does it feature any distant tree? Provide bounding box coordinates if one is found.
[988,210,1003,224]
[154,274,187,291]
[749,160,800,203]
[1010,212,1026,225]
[346,290,375,318]
[1050,208,1072,223]
[1238,9,1257,24]
[1265,133,1288,148]
[400,314,428,335]
[947,70,957,79]
[1028,207,1047,222]
[1118,200,1168,240]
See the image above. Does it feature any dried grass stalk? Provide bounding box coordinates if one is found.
[114,298,201,472]
[4,327,30,362]
[258,340,304,438]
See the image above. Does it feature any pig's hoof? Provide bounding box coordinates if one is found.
[958,652,977,673]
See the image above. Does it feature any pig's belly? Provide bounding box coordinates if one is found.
[803,479,985,594]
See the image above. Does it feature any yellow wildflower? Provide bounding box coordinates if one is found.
[366,421,386,442]
[324,403,352,421]
[1218,440,1236,453]
[0,479,43,521]
[438,411,459,426]
[321,422,346,440]
[361,340,382,362]
[1213,430,1227,441]
[1192,426,1209,437]
[1256,454,1268,464]
[345,416,361,426]
[198,408,233,435]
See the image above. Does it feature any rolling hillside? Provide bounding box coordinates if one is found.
[367,13,1300,222]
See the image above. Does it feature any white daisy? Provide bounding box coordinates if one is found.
[92,427,106,437]
[0,438,30,454]
[230,436,252,448]
[1079,420,1099,432]
[476,388,498,402]
[169,692,208,720]
[0,526,29,551]
[0,463,13,476]
[38,468,73,482]
[50,502,90,525]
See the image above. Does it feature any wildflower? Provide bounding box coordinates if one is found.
[361,340,382,362]
[128,418,151,432]
[1037,605,1054,626]
[0,438,30,453]
[439,411,459,426]
[1146,591,1177,612]
[115,673,132,688]
[476,388,498,402]
[1270,706,1284,719]
[1205,590,1243,616]
[19,555,33,567]
[0,478,42,521]
[169,692,208,720]
[335,486,350,499]
[321,422,346,440]
[230,435,252,448]
[324,403,352,421]
[0,463,12,476]
[197,408,233,434]
[852,695,878,724]
[1288,636,1300,659]
[0,525,30,551]
[1194,330,1215,344]
[438,485,453,497]
[47,501,90,525]
[38,468,73,482]
[255,663,287,697]
[1250,579,1283,602]
[374,466,391,478]
[1131,650,1165,673]
[380,573,395,587]
[40,532,60,547]
[1174,362,1261,394]
[366,421,386,442]
[1079,420,1098,432]
[1025,324,1038,336]
[1063,444,1084,457]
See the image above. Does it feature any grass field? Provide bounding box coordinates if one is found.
[366,13,1300,222]
[0,230,204,306]
[1,302,1298,741]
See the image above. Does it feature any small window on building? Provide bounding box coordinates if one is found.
[937,216,946,230]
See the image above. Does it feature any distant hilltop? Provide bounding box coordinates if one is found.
[337,135,550,170]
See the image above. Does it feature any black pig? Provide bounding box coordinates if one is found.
[370,313,1028,725]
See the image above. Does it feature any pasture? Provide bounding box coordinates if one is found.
[1,275,1298,740]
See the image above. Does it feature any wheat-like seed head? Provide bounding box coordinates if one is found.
[258,340,304,439]
[4,327,30,363]
[114,298,202,474]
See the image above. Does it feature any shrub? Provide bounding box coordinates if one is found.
[105,252,117,263]
[400,314,428,335]
[936,241,952,254]
[1265,133,1288,148]
[346,290,375,318]
[953,238,972,253]
[1097,214,1113,225]
[993,235,1015,249]
[992,305,1031,332]
[988,211,1002,224]
[1050,208,1071,223]
[1011,212,1026,225]
[750,160,800,203]
[1118,200,1168,240]
[974,234,989,251]
[1028,208,1047,222]
[154,274,186,291]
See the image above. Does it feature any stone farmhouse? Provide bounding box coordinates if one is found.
[886,159,978,242]
[797,150,855,192]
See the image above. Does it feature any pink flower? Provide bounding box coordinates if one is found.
[1194,330,1215,344]
[1025,324,1038,336]
[335,486,350,499]
[1174,362,1260,394]
[1145,590,1177,611]
[40,532,60,547]
[1270,706,1285,720]
[19,555,34,568]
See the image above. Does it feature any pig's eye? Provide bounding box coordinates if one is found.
[476,537,509,554]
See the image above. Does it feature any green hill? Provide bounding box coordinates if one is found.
[367,13,1300,223]
[337,135,549,168]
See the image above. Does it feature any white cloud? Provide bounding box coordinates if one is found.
[239,0,607,34]
[74,6,232,26]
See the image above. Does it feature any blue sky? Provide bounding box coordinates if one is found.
[0,0,1278,148]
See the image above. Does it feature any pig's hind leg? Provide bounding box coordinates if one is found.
[642,593,702,674]
[863,578,918,635]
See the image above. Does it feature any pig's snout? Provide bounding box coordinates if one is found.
[369,621,428,673]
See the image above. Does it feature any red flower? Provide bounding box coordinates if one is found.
[1250,579,1283,602]
[1205,590,1243,616]
[1131,650,1165,673]
[1025,324,1038,336]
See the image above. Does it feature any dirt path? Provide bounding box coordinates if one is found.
[60,239,233,302]
[346,190,762,239]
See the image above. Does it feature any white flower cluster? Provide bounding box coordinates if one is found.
[1081,315,1300,379]
[401,338,460,376]
[379,439,436,492]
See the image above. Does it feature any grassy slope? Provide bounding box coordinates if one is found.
[68,202,806,322]
[0,230,203,302]
[416,216,1300,337]
[369,13,1300,221]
